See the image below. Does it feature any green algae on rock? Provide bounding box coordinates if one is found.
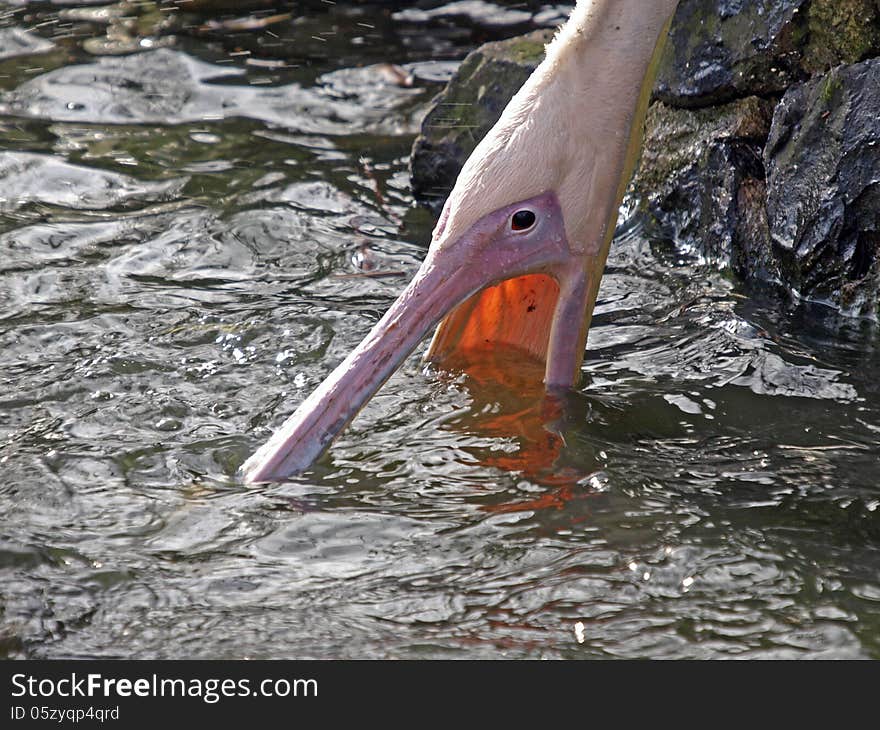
[802,0,880,74]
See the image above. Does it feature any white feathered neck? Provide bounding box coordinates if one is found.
[433,0,679,256]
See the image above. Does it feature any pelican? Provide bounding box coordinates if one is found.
[242,0,681,483]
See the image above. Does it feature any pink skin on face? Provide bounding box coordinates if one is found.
[241,191,590,483]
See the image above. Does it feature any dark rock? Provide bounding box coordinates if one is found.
[655,0,809,107]
[409,28,552,210]
[764,57,880,316]
[656,0,880,109]
[633,97,776,279]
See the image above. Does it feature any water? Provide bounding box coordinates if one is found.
[2,2,879,660]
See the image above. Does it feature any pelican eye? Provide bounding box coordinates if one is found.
[511,209,536,231]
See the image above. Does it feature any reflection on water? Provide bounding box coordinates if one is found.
[1,2,879,659]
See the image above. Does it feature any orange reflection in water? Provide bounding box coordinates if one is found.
[436,344,600,514]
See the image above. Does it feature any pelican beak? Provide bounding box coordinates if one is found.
[241,190,602,483]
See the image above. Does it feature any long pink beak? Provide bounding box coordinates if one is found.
[241,192,593,483]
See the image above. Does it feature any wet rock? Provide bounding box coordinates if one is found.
[655,0,809,107]
[764,57,880,317]
[656,0,880,108]
[409,28,552,210]
[633,97,776,279]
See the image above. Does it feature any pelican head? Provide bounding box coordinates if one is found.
[242,0,680,482]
